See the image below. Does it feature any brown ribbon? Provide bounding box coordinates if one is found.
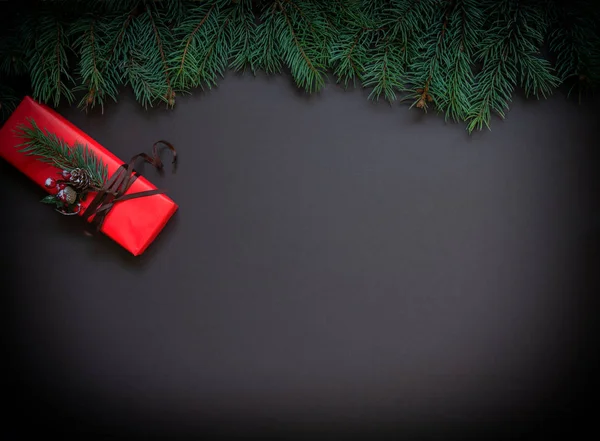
[81,140,177,230]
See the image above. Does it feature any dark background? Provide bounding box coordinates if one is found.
[2,73,600,440]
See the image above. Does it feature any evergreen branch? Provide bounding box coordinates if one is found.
[254,2,284,74]
[548,0,600,101]
[363,35,406,102]
[407,0,455,112]
[331,27,367,87]
[195,7,233,89]
[514,3,559,98]
[279,2,321,82]
[363,0,431,103]
[163,0,188,24]
[123,2,176,108]
[229,0,257,72]
[435,0,482,121]
[466,56,515,132]
[174,3,216,86]
[171,1,233,90]
[71,0,139,105]
[14,118,108,189]
[467,0,559,132]
[276,0,326,93]
[108,7,138,62]
[29,15,75,107]
[147,3,176,106]
[330,0,370,87]
[71,14,121,112]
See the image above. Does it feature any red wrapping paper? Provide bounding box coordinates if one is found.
[0,96,178,255]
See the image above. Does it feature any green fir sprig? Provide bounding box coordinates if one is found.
[14,118,108,189]
[466,0,559,132]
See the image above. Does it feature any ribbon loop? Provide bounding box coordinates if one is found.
[153,140,177,165]
[81,141,177,231]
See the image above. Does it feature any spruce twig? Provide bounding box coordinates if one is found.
[438,0,483,122]
[123,1,176,108]
[408,0,455,112]
[14,118,108,189]
[547,0,600,102]
[29,14,75,107]
[276,0,327,93]
[229,0,257,72]
[467,0,559,132]
[71,13,122,112]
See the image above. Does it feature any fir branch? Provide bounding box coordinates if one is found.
[172,2,217,89]
[437,0,483,122]
[407,0,455,112]
[171,0,239,91]
[71,14,121,112]
[229,0,257,72]
[331,27,368,87]
[548,0,600,101]
[467,55,516,132]
[363,0,430,103]
[254,2,284,74]
[314,0,344,69]
[330,1,370,87]
[163,0,188,24]
[467,0,559,132]
[363,35,406,102]
[147,2,176,105]
[195,16,232,90]
[274,0,328,92]
[14,118,108,189]
[29,14,75,107]
[123,1,176,108]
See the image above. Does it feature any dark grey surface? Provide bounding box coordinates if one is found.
[3,73,600,439]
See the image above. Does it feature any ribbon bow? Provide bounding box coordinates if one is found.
[81,140,177,230]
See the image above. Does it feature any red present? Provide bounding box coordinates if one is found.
[0,96,178,256]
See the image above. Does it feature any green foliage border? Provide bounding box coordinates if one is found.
[1,0,599,132]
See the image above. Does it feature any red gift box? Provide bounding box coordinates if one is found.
[0,96,178,255]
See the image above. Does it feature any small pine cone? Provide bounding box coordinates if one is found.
[69,168,92,191]
[63,186,77,205]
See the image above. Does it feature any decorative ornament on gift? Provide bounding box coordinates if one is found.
[58,186,77,205]
[68,168,92,191]
[44,177,56,189]
[42,183,80,214]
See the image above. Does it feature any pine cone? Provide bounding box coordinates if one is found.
[63,186,77,205]
[69,168,92,191]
